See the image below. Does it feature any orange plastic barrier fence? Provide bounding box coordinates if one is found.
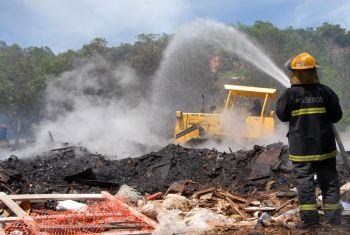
[4,193,156,235]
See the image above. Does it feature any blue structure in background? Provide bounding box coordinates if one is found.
[0,113,8,140]
[0,125,7,140]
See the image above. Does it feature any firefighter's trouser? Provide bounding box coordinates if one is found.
[293,157,341,224]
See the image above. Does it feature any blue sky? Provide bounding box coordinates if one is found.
[1,0,350,53]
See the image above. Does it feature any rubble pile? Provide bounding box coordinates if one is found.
[0,143,295,195]
[0,143,349,234]
[139,187,350,234]
[143,189,300,234]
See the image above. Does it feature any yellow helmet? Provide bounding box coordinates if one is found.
[285,52,319,70]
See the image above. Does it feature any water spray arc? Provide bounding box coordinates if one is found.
[152,19,290,138]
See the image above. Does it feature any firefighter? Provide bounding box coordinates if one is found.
[276,52,343,229]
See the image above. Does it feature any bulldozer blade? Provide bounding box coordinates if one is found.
[175,124,199,139]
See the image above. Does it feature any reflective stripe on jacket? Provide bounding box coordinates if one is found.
[276,84,342,162]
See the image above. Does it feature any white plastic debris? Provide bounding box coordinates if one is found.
[185,208,227,231]
[162,194,190,209]
[56,200,87,211]
[340,181,350,195]
[116,184,143,203]
[340,200,350,209]
[250,200,261,206]
[137,199,146,208]
[141,202,164,220]
[152,210,188,235]
[274,209,298,221]
[152,208,227,235]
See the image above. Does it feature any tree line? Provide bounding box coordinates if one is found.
[0,21,350,141]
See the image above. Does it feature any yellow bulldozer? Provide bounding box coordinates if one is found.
[174,84,278,144]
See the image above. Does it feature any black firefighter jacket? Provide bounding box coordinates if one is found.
[276,83,342,162]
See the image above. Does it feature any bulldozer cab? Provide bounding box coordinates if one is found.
[223,85,277,139]
[174,84,278,144]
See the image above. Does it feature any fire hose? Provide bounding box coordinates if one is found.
[332,125,350,175]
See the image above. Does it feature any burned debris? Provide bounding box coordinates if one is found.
[0,143,294,195]
[0,143,348,234]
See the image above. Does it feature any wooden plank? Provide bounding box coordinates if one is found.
[0,193,40,234]
[9,193,104,201]
[271,197,296,216]
[225,197,247,218]
[276,191,298,198]
[192,188,216,198]
[0,192,27,217]
[217,190,247,203]
[0,216,19,223]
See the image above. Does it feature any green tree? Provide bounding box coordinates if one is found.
[107,43,133,64]
[0,45,50,146]
[80,38,108,57]
[129,33,170,76]
[51,50,81,75]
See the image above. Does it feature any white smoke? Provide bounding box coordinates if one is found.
[30,57,163,157]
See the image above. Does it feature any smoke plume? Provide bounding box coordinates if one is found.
[31,57,162,157]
